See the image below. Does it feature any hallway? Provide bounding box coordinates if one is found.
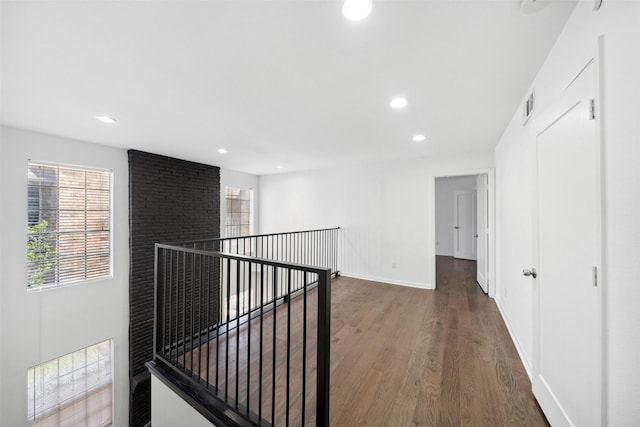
[327,256,548,425]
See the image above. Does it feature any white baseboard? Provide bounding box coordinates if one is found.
[495,299,532,380]
[339,272,434,290]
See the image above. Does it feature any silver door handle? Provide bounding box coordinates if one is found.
[523,268,537,278]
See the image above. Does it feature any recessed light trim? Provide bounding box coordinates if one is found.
[217,148,228,154]
[343,0,373,21]
[95,115,117,124]
[390,97,408,109]
[412,134,426,142]
[276,165,283,169]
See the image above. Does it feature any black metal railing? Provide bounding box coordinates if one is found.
[147,228,339,426]
[181,227,340,274]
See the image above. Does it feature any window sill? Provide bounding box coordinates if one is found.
[27,275,114,293]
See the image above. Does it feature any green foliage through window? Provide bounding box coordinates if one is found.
[27,220,57,288]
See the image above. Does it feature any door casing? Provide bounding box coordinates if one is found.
[428,170,495,295]
[476,174,488,293]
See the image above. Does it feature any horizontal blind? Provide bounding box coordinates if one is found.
[27,161,112,288]
[27,340,113,426]
[225,186,252,238]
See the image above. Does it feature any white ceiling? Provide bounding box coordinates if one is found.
[1,0,577,175]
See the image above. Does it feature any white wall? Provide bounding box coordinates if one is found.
[151,375,216,427]
[495,108,536,373]
[0,126,130,426]
[0,124,3,415]
[494,1,640,424]
[435,175,478,257]
[220,168,260,236]
[260,153,493,289]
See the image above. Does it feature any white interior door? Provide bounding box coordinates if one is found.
[532,59,602,426]
[476,175,488,293]
[453,191,476,260]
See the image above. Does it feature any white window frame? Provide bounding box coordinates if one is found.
[27,160,113,289]
[27,339,114,427]
[224,186,254,238]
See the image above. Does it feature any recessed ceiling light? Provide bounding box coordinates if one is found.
[412,134,426,142]
[217,148,228,154]
[343,0,373,21]
[95,115,117,124]
[390,97,408,109]
[276,165,283,169]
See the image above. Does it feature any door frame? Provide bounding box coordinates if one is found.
[530,37,606,426]
[428,169,495,297]
[476,174,489,293]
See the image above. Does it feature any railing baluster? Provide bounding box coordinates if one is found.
[161,249,166,356]
[320,229,323,268]
[246,261,252,415]
[328,229,331,271]
[321,230,324,270]
[330,229,332,273]
[190,252,195,375]
[272,266,277,425]
[165,251,173,359]
[259,265,264,421]
[260,235,264,259]
[174,251,179,365]
[225,258,231,401]
[321,230,324,268]
[243,240,248,313]
[329,229,332,274]
[182,251,187,368]
[235,259,240,406]
[205,254,211,388]
[332,228,336,275]
[153,247,163,360]
[197,253,203,382]
[302,271,307,425]
[326,229,329,271]
[317,269,331,427]
[286,268,291,427]
[336,228,338,275]
[296,233,300,291]
[215,256,220,392]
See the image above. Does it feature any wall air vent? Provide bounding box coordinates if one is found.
[523,90,535,125]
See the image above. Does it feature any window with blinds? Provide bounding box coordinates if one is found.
[27,161,112,288]
[225,186,253,238]
[27,340,113,426]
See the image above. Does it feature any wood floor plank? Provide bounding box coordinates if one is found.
[184,255,548,426]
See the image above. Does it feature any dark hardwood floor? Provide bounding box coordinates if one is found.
[187,256,549,426]
[328,256,548,426]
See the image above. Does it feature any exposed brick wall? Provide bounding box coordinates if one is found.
[128,150,220,427]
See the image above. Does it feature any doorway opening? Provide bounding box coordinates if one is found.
[434,173,490,294]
